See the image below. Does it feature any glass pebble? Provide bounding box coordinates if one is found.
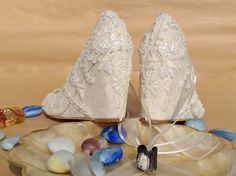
[0,107,24,128]
[93,146,123,166]
[209,128,236,141]
[47,150,74,174]
[185,118,207,131]
[0,135,21,150]
[48,137,76,154]
[100,125,127,144]
[69,153,105,176]
[81,137,108,155]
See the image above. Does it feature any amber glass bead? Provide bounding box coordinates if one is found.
[0,107,25,128]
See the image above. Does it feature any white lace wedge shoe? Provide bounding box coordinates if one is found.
[42,10,133,122]
[140,13,205,123]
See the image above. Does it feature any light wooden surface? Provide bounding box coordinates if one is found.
[0,0,236,175]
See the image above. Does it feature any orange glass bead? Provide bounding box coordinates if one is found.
[0,107,25,128]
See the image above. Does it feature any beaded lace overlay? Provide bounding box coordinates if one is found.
[140,13,205,121]
[42,10,133,120]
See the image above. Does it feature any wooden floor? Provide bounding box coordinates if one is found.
[0,0,235,175]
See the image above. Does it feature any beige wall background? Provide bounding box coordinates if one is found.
[0,1,236,175]
[0,1,236,128]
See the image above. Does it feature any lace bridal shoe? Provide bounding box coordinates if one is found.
[42,10,133,122]
[140,13,205,123]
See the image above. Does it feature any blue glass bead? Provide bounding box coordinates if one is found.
[100,125,127,144]
[209,129,236,141]
[22,106,42,118]
[185,118,207,131]
[93,146,123,166]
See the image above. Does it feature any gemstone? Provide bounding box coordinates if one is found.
[137,153,150,171]
[93,146,123,166]
[22,106,42,118]
[69,154,105,176]
[47,150,74,174]
[209,129,236,141]
[0,107,25,128]
[100,125,126,144]
[48,137,76,154]
[0,135,21,150]
[185,118,207,131]
[0,130,5,141]
[81,137,108,155]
